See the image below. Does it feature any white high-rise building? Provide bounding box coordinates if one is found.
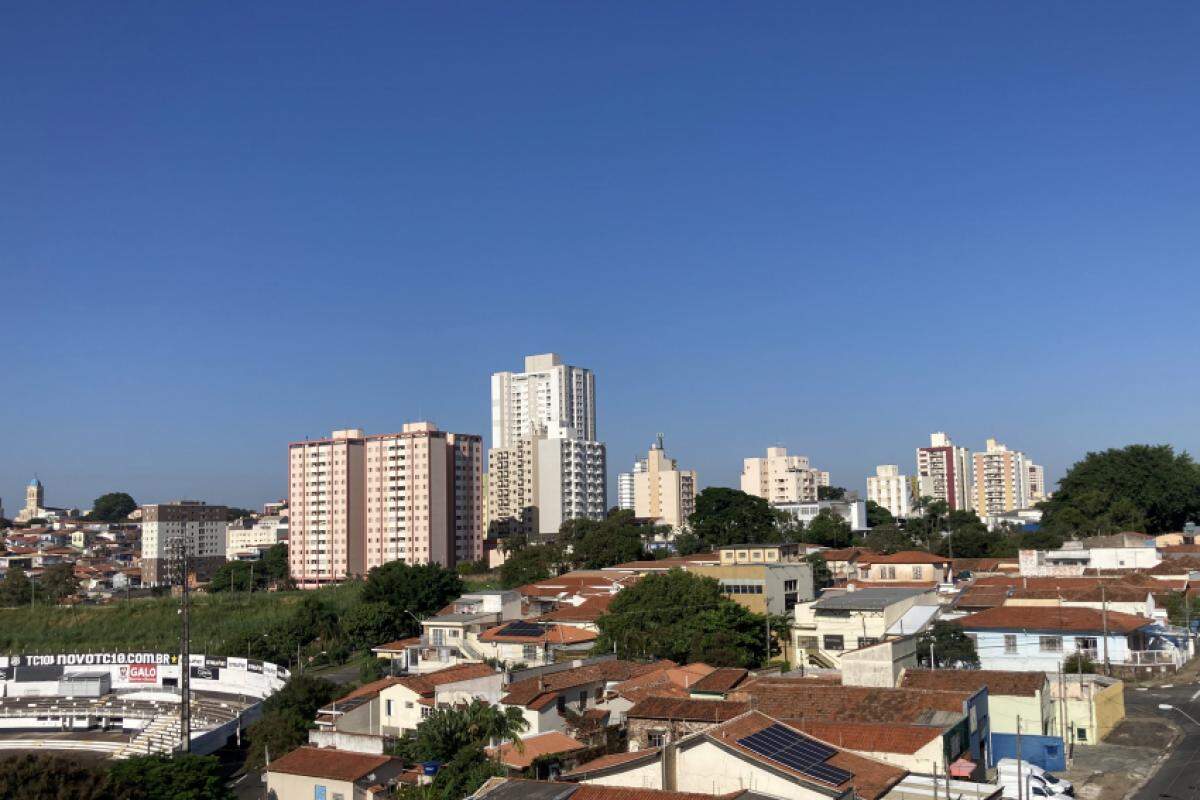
[741,447,827,504]
[916,432,973,511]
[491,353,596,449]
[866,465,912,519]
[617,457,646,511]
[488,353,607,538]
[1025,462,1047,505]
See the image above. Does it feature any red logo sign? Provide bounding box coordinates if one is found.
[127,664,157,683]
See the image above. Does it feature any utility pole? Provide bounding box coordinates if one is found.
[1100,585,1110,676]
[1016,716,1024,800]
[766,615,771,665]
[179,539,191,753]
[930,641,937,670]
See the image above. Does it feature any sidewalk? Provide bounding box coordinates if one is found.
[1061,717,1179,800]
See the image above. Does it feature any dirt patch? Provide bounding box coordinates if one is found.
[1104,718,1177,749]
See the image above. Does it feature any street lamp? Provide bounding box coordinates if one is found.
[1158,704,1200,726]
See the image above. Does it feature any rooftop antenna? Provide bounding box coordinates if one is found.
[655,433,664,451]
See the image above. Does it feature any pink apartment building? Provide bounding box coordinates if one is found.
[288,423,483,588]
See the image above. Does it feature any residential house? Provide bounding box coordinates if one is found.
[785,719,948,774]
[625,697,750,749]
[793,588,939,668]
[1050,674,1125,745]
[563,711,908,800]
[266,746,408,800]
[899,670,1052,737]
[475,621,598,668]
[855,553,951,586]
[486,731,588,779]
[953,605,1182,672]
[500,660,673,735]
[686,667,750,700]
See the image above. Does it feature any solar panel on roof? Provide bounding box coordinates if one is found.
[498,621,545,636]
[736,723,852,786]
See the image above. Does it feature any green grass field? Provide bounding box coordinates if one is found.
[0,583,362,658]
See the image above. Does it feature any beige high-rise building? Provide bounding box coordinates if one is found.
[633,436,697,532]
[141,501,228,586]
[971,438,1035,516]
[487,429,607,538]
[866,464,912,519]
[916,432,973,511]
[1025,462,1047,505]
[288,423,483,588]
[741,447,826,504]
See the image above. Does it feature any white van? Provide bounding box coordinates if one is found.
[998,774,1071,800]
[997,759,1074,796]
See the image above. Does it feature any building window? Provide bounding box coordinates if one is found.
[648,730,667,748]
[911,566,923,579]
[523,644,538,662]
[1004,634,1018,654]
[857,637,880,648]
[881,566,896,579]
[557,695,566,713]
[420,706,432,718]
[385,700,392,716]
[1077,727,1088,742]
[823,635,844,651]
[1039,636,1063,653]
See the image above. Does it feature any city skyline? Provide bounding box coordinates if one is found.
[5,3,1200,509]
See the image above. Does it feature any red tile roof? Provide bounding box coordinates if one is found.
[787,719,942,754]
[613,663,715,703]
[502,660,673,708]
[535,594,614,623]
[818,547,875,563]
[701,712,907,800]
[562,748,661,779]
[479,623,597,645]
[899,669,1048,698]
[729,679,973,725]
[627,697,750,723]
[333,662,496,704]
[857,551,950,565]
[486,731,586,769]
[688,667,748,695]
[954,605,1152,634]
[268,746,395,782]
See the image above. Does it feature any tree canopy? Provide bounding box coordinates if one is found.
[802,509,852,548]
[562,510,652,569]
[108,754,231,800]
[865,500,894,528]
[0,566,31,607]
[594,568,768,667]
[859,523,915,555]
[361,562,464,635]
[39,562,80,602]
[688,488,783,549]
[499,544,560,589]
[917,621,980,669]
[88,492,137,522]
[818,486,847,501]
[246,674,340,769]
[1040,445,1200,537]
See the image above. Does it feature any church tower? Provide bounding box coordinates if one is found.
[25,477,43,517]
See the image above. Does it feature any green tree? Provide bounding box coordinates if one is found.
[0,566,32,607]
[865,501,894,528]
[225,508,255,522]
[803,510,852,548]
[245,675,340,769]
[108,753,232,800]
[263,542,290,583]
[688,488,783,549]
[39,562,80,602]
[594,569,768,667]
[804,553,832,590]
[1062,652,1096,674]
[499,544,560,589]
[362,562,464,635]
[1041,445,1200,536]
[88,492,137,522]
[860,523,915,554]
[917,621,980,668]
[673,533,703,556]
[818,486,847,501]
[569,511,650,569]
[411,700,528,762]
[0,753,110,799]
[342,601,400,650]
[206,561,266,593]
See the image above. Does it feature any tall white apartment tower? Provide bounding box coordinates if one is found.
[866,465,912,519]
[491,353,596,449]
[617,457,647,511]
[741,447,826,504]
[972,438,1038,515]
[488,353,607,538]
[916,432,973,512]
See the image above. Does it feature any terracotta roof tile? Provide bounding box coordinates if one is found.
[729,679,972,725]
[502,660,673,708]
[787,719,943,754]
[268,747,395,782]
[900,669,1047,698]
[562,748,662,779]
[954,605,1151,634]
[480,622,597,645]
[486,731,586,769]
[700,712,907,800]
[857,551,950,565]
[688,667,748,694]
[627,697,750,723]
[536,595,614,623]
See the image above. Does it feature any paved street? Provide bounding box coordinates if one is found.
[1127,682,1200,800]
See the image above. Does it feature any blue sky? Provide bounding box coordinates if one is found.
[3,3,1199,511]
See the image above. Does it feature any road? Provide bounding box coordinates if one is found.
[1128,681,1200,800]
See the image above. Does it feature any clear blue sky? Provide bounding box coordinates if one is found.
[3,2,1199,511]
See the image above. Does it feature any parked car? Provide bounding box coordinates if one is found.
[997,759,1074,796]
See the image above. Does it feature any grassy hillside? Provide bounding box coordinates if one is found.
[0,583,362,659]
